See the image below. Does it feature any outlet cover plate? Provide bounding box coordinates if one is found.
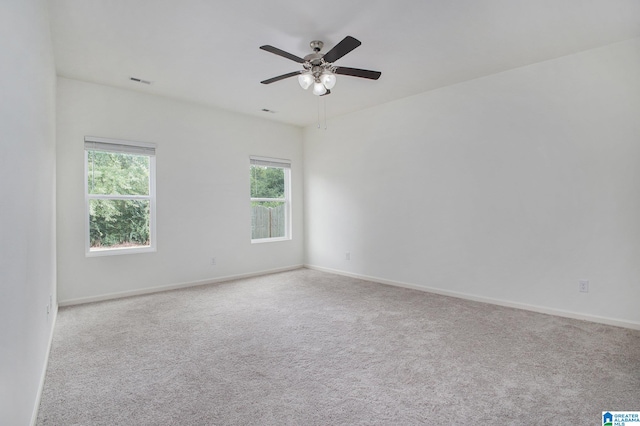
[579,280,589,293]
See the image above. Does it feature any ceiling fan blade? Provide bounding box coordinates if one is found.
[335,67,382,80]
[260,45,305,63]
[260,71,301,85]
[322,36,361,63]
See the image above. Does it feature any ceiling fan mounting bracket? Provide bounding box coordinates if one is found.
[309,40,324,52]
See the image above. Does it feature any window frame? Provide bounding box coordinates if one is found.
[84,136,157,257]
[250,156,292,243]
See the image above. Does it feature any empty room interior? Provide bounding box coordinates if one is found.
[2,0,640,424]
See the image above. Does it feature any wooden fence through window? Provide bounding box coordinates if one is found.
[251,204,285,239]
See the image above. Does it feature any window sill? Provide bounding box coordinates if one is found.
[86,246,156,257]
[251,237,291,244]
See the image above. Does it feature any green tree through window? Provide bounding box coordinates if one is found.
[250,165,284,205]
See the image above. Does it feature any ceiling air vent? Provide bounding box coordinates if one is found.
[130,77,152,85]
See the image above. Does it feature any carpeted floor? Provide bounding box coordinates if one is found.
[37,268,640,425]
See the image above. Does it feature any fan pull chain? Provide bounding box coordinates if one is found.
[317,97,328,130]
[324,98,327,130]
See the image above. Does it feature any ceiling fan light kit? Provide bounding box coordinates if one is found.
[312,81,328,96]
[260,36,381,97]
[298,73,314,90]
[321,73,336,89]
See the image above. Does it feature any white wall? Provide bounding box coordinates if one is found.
[0,0,57,424]
[304,38,640,328]
[57,78,303,303]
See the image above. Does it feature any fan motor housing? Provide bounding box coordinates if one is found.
[304,53,324,65]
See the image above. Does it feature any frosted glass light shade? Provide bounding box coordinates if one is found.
[298,73,313,90]
[312,81,327,96]
[321,73,336,90]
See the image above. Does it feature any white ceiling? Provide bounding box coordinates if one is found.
[48,0,640,127]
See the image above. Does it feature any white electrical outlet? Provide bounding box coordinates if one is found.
[211,257,217,266]
[345,252,351,261]
[579,280,589,293]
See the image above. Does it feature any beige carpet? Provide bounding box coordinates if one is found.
[37,268,640,425]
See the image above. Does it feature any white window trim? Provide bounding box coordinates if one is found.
[250,156,292,243]
[85,136,157,257]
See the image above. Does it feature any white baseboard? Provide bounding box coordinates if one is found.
[30,303,58,426]
[304,264,640,331]
[58,265,304,307]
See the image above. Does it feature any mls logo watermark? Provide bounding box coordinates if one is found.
[603,411,640,426]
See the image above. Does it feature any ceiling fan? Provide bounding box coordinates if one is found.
[260,36,381,96]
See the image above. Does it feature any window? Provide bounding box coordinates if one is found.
[250,156,291,242]
[85,137,156,255]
